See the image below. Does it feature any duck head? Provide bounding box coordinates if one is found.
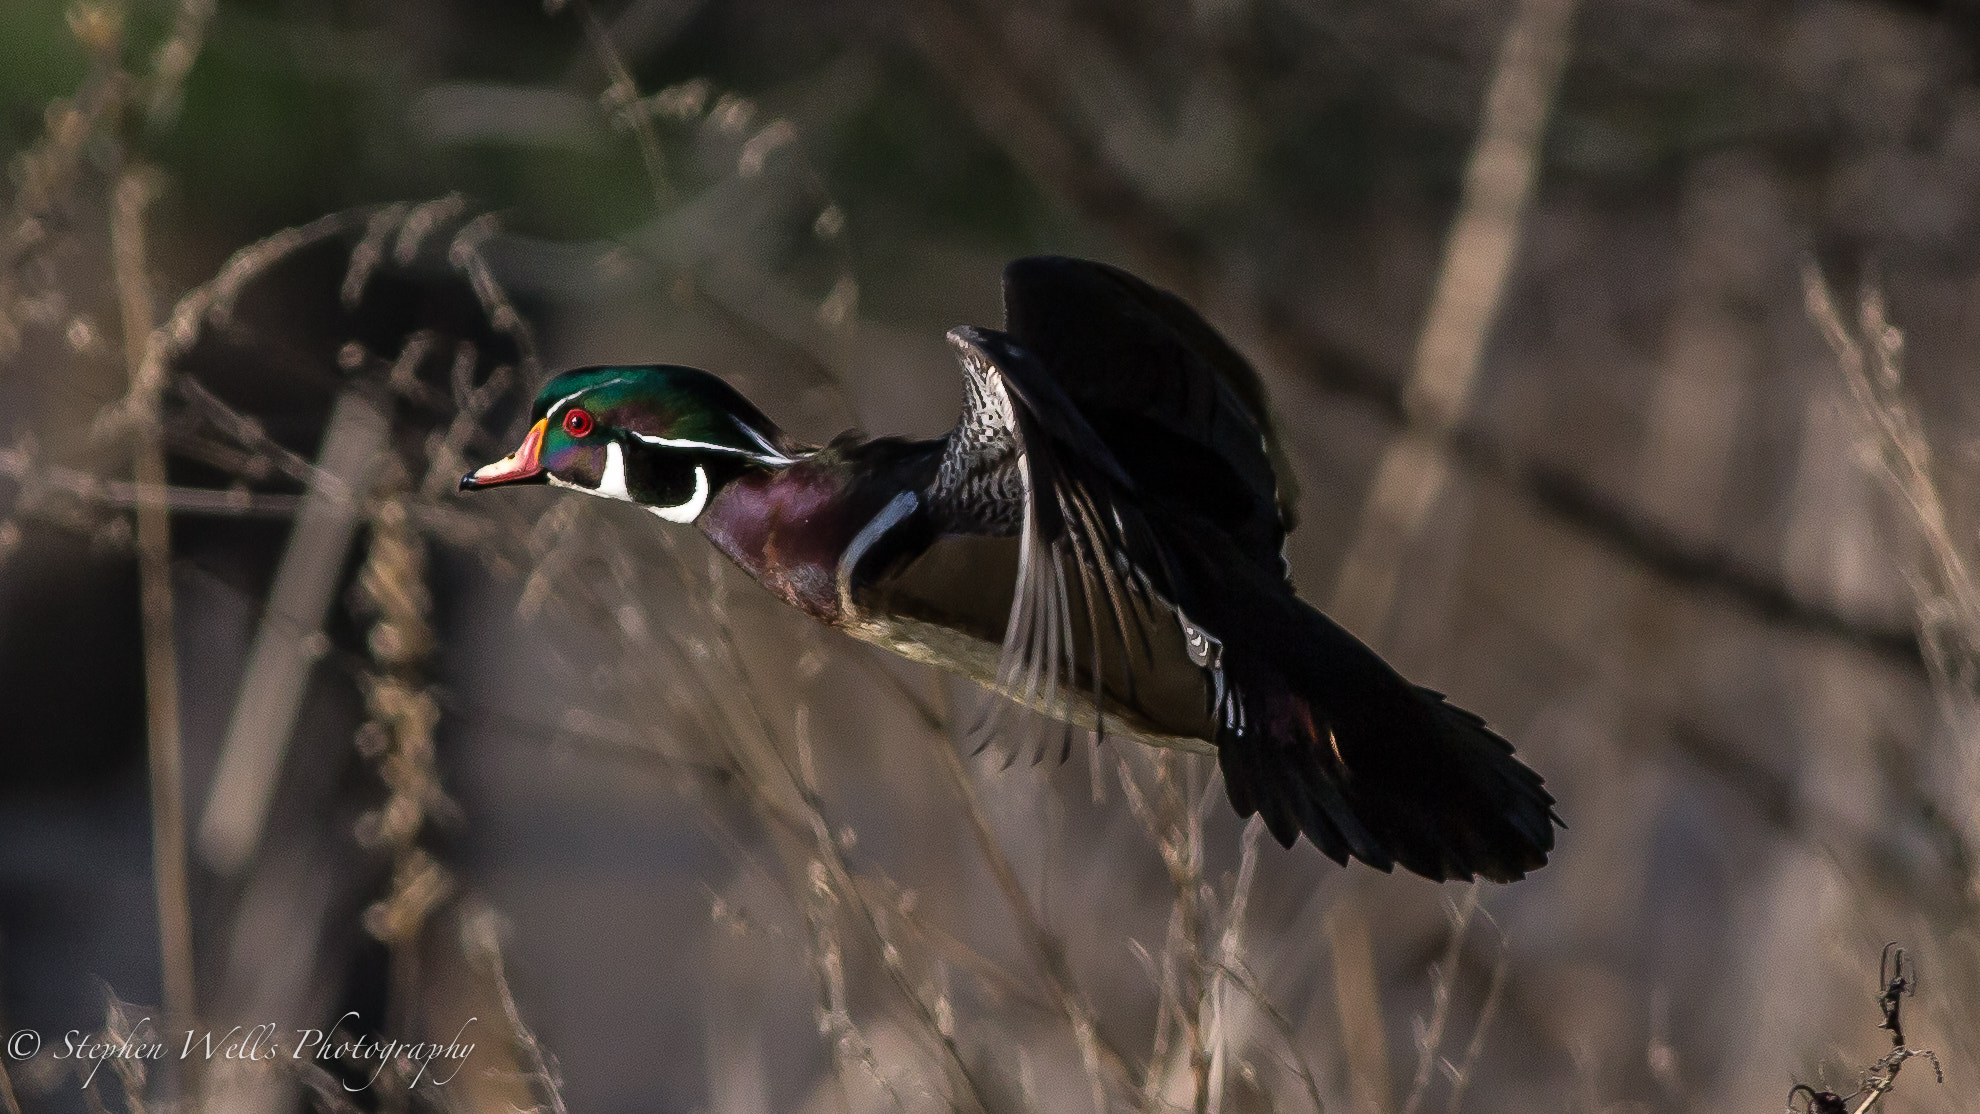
[460,365,798,523]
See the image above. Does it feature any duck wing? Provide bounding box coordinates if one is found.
[924,325,1559,884]
[1000,256,1298,582]
[925,325,1226,755]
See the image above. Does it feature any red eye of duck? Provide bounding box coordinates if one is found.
[562,408,595,437]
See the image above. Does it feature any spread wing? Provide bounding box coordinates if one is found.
[926,326,1230,755]
[918,256,1297,742]
[1000,256,1298,581]
[924,324,1557,881]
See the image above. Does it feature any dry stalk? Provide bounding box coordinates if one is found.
[564,0,674,207]
[463,912,569,1114]
[1203,815,1267,1114]
[1328,903,1396,1114]
[1113,747,1219,1114]
[685,565,1005,1114]
[0,6,125,358]
[171,375,333,489]
[940,740,1125,1113]
[1169,757,1214,1114]
[197,388,393,874]
[1441,913,1509,1114]
[793,714,913,1114]
[854,648,1136,1107]
[774,691,993,1111]
[91,209,367,451]
[100,994,154,1114]
[552,0,865,391]
[580,538,992,1112]
[1803,263,1980,696]
[562,550,1003,1106]
[111,165,199,1045]
[1399,888,1479,1114]
[0,444,300,517]
[355,475,459,1037]
[449,214,542,383]
[1215,957,1327,1114]
[141,0,216,128]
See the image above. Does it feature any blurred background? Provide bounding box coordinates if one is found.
[3,0,1979,1111]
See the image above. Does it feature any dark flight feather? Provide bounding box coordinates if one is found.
[925,259,1558,882]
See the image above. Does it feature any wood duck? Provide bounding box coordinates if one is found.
[461,257,1559,882]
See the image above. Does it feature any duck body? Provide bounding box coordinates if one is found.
[699,436,942,626]
[696,434,1222,748]
[463,256,1561,883]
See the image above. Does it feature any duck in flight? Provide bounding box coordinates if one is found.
[461,256,1560,882]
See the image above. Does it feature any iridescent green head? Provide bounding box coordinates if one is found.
[459,365,796,522]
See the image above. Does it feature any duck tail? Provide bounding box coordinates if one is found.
[1214,600,1559,883]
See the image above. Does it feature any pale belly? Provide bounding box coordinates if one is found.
[844,532,1220,756]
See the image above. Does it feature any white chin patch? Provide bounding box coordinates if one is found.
[552,441,709,524]
[596,440,632,500]
[650,463,710,524]
[551,440,635,501]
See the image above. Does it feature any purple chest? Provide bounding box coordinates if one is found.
[699,464,868,624]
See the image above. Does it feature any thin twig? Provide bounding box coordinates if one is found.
[1114,748,1215,1114]
[858,650,1136,1107]
[1443,921,1509,1114]
[112,166,198,1043]
[141,0,215,130]
[610,541,993,1112]
[1786,945,1943,1114]
[0,15,126,358]
[1804,263,1980,696]
[463,912,569,1114]
[568,0,674,208]
[1215,959,1326,1114]
[792,713,913,1114]
[101,995,153,1114]
[197,390,393,874]
[1401,888,1480,1114]
[0,447,301,516]
[92,209,366,450]
[1328,904,1395,1114]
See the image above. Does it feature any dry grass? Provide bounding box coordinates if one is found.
[9,2,1980,1113]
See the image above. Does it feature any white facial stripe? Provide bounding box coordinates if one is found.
[734,418,796,464]
[545,377,633,422]
[649,464,710,523]
[628,429,796,466]
[596,440,631,500]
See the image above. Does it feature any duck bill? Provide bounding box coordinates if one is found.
[460,418,550,490]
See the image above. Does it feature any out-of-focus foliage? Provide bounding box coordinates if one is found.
[5,1,1980,1113]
